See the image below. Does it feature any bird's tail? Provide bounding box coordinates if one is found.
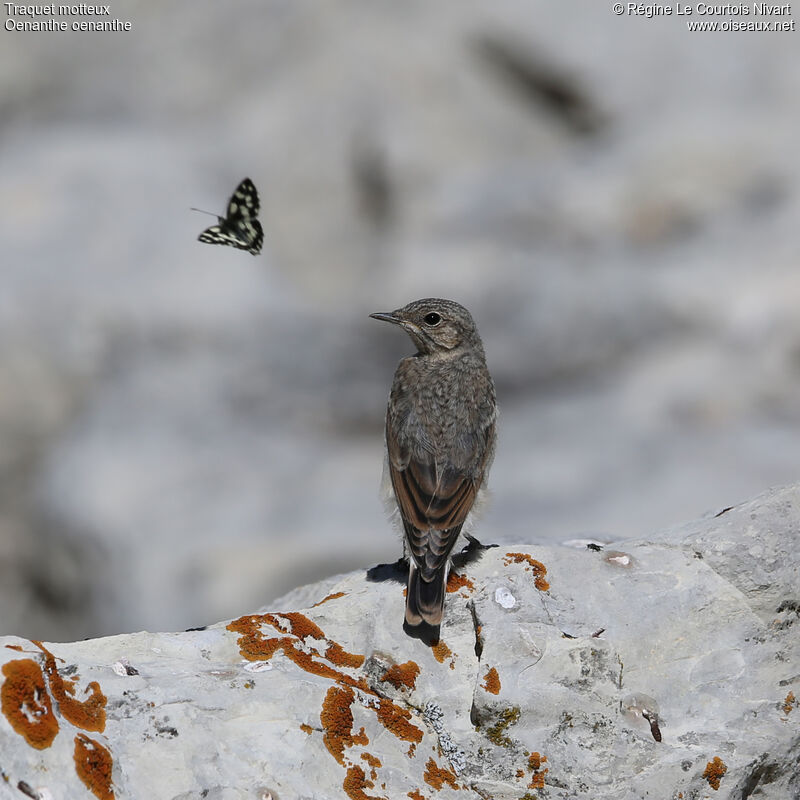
[405,561,448,628]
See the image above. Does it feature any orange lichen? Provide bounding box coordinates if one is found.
[528,752,548,789]
[407,742,417,758]
[380,661,420,691]
[407,791,426,800]
[503,553,550,591]
[430,639,456,669]
[361,751,382,781]
[342,764,382,800]
[376,698,423,744]
[326,642,366,670]
[783,691,796,716]
[227,610,425,790]
[4,644,23,652]
[227,614,289,657]
[300,723,313,735]
[482,666,501,695]
[446,572,474,594]
[227,614,358,685]
[321,685,367,764]
[423,758,459,790]
[516,769,525,778]
[33,642,106,733]
[312,591,347,607]
[702,757,727,791]
[277,612,327,639]
[1,659,59,750]
[528,752,546,771]
[431,642,449,663]
[74,733,115,800]
[361,752,382,768]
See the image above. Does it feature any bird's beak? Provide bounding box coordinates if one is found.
[369,312,402,325]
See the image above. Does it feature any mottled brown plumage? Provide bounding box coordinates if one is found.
[370,299,497,639]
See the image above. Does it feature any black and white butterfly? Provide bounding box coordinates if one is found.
[194,177,264,255]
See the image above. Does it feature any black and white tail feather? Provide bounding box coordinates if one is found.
[194,177,263,255]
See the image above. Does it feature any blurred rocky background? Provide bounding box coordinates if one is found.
[1,1,799,641]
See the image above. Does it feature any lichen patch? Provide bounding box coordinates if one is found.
[430,641,456,669]
[375,698,423,744]
[74,733,115,800]
[423,758,459,791]
[33,641,106,733]
[503,553,550,591]
[2,647,116,794]
[702,756,727,791]
[321,685,367,765]
[1,659,59,750]
[226,613,363,685]
[342,764,382,800]
[227,611,424,794]
[527,752,548,789]
[485,706,521,748]
[312,591,347,607]
[481,666,501,695]
[361,751,382,782]
[446,572,474,595]
[380,661,420,692]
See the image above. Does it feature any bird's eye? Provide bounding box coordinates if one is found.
[424,312,442,326]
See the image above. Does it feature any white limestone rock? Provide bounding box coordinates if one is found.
[1,485,798,799]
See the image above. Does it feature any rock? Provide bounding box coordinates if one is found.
[2,484,798,799]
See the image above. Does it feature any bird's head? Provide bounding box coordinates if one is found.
[370,298,481,356]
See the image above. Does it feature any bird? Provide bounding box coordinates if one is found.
[370,298,497,641]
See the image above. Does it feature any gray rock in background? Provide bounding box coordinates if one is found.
[1,484,797,798]
[1,1,800,639]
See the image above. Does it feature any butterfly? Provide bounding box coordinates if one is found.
[194,177,264,255]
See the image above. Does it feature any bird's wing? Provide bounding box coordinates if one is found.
[387,419,495,571]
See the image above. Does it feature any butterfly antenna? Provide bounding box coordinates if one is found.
[190,207,219,218]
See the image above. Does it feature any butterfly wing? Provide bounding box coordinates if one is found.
[198,219,264,255]
[227,177,260,220]
[196,178,264,255]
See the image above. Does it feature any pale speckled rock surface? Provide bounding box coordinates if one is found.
[1,485,798,799]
